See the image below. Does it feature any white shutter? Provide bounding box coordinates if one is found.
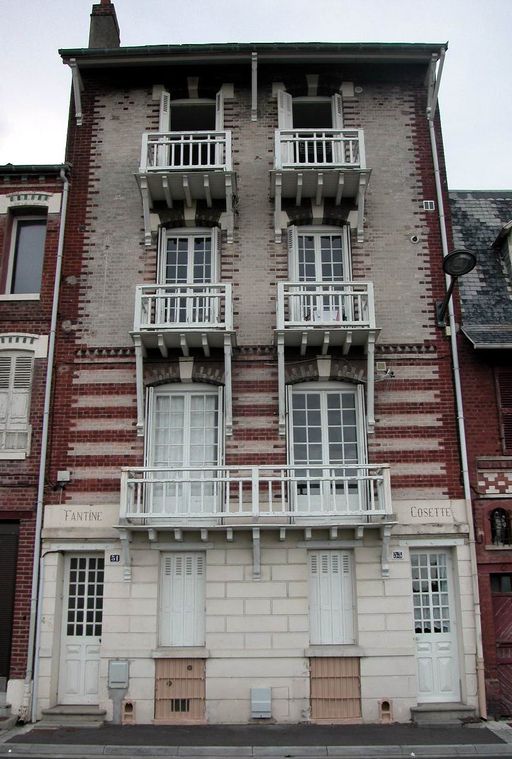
[277,90,293,129]
[10,356,33,427]
[215,89,224,130]
[331,93,344,128]
[0,355,12,426]
[160,553,205,646]
[144,386,155,465]
[356,384,367,465]
[287,225,298,280]
[309,551,354,644]
[159,90,171,131]
[211,226,220,282]
[0,352,32,451]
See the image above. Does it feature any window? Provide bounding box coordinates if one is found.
[0,351,33,457]
[288,383,366,511]
[159,553,205,646]
[308,550,355,644]
[7,217,46,295]
[146,384,222,514]
[497,368,512,452]
[277,91,344,166]
[490,508,511,546]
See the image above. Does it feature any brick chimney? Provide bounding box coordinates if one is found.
[88,0,120,48]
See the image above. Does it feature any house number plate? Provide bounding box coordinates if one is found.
[392,550,405,560]
[109,554,121,563]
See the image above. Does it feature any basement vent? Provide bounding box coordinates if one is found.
[251,687,272,719]
[423,200,436,211]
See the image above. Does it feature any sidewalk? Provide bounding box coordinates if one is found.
[0,722,511,758]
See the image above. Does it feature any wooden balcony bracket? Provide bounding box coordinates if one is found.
[162,176,173,208]
[381,524,392,578]
[69,59,83,126]
[356,172,370,243]
[119,528,132,582]
[138,174,153,247]
[277,332,286,435]
[252,527,261,579]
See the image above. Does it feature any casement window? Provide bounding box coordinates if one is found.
[7,216,47,295]
[497,368,512,453]
[157,228,220,326]
[146,384,223,514]
[288,383,366,511]
[308,550,355,644]
[287,226,352,324]
[0,352,33,458]
[159,552,206,646]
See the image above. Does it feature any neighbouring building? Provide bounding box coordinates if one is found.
[450,190,512,717]
[33,0,483,725]
[0,164,68,718]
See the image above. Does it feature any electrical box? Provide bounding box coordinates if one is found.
[250,687,271,719]
[108,659,129,689]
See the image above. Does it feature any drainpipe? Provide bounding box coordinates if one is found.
[427,50,487,719]
[20,167,70,723]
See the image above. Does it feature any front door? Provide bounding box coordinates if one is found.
[411,550,461,702]
[58,554,104,704]
[491,573,512,715]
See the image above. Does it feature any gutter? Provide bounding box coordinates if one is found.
[427,50,487,719]
[20,167,70,723]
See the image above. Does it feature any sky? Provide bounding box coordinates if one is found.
[1,0,511,190]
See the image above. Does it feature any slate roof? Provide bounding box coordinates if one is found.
[449,191,512,348]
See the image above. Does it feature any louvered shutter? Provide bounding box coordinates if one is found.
[309,551,354,644]
[331,93,344,128]
[0,353,33,451]
[215,89,224,131]
[160,553,205,646]
[277,90,293,167]
[287,225,298,280]
[159,90,171,131]
[498,369,512,452]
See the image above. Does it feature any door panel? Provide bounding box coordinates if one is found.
[491,585,512,715]
[412,551,460,703]
[58,555,104,704]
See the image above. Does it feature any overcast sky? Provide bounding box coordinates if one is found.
[1,0,510,190]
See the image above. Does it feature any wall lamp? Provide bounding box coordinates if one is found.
[436,249,476,328]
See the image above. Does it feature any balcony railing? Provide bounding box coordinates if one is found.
[275,129,365,170]
[140,131,232,172]
[277,282,375,331]
[119,464,392,524]
[134,283,233,333]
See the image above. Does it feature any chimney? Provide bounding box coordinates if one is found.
[88,0,120,48]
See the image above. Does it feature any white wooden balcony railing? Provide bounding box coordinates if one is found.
[119,464,392,524]
[134,283,233,334]
[141,131,232,172]
[275,129,365,170]
[277,282,375,332]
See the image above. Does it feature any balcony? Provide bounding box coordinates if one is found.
[276,281,376,355]
[119,463,393,527]
[270,129,371,242]
[131,283,235,437]
[137,130,236,245]
[132,283,233,356]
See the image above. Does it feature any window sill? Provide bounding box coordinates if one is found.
[305,645,364,657]
[485,545,512,551]
[152,647,209,658]
[0,294,40,301]
[0,450,28,460]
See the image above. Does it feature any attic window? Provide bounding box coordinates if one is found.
[423,200,436,211]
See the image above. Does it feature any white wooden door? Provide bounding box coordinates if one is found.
[159,553,206,646]
[411,551,461,702]
[293,230,350,323]
[58,555,104,704]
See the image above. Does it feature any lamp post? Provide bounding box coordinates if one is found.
[436,248,476,328]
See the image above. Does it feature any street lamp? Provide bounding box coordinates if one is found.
[436,249,476,328]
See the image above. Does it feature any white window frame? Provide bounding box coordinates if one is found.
[159,552,206,647]
[0,350,34,459]
[158,90,225,133]
[157,227,220,285]
[308,550,356,645]
[3,215,47,300]
[278,92,344,130]
[287,225,352,282]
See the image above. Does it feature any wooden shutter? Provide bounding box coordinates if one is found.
[287,225,298,280]
[277,90,293,129]
[215,89,224,131]
[497,369,512,452]
[331,93,344,128]
[309,551,354,644]
[159,90,171,131]
[0,353,33,450]
[160,553,205,647]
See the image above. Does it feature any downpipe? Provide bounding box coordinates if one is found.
[427,52,487,719]
[20,167,70,723]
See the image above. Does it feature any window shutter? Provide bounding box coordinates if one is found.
[215,89,224,131]
[287,225,298,280]
[159,90,171,131]
[331,93,344,128]
[160,553,205,647]
[277,90,293,129]
[0,355,12,426]
[10,356,33,427]
[309,551,354,644]
[356,384,368,465]
[0,353,32,451]
[498,369,512,452]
